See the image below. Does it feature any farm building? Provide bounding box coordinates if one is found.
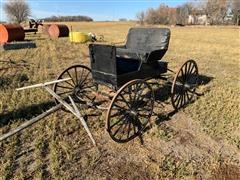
[187,10,209,25]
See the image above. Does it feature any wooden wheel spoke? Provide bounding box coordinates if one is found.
[66,70,76,85]
[61,80,75,88]
[112,116,128,137]
[119,123,129,140]
[184,63,189,77]
[107,80,153,143]
[127,122,132,138]
[127,86,133,102]
[81,85,95,91]
[79,71,91,86]
[110,114,126,129]
[137,104,152,112]
[58,90,73,96]
[118,94,131,108]
[74,67,78,84]
[112,103,126,110]
[81,79,93,89]
[56,84,73,90]
[132,83,142,101]
[180,68,186,81]
[187,63,194,75]
[78,68,85,84]
[80,92,93,101]
[182,91,187,106]
[176,94,183,108]
[110,110,125,118]
[186,88,195,94]
[133,123,138,134]
[177,76,184,84]
[138,113,149,118]
[186,90,192,100]
[173,94,181,103]
[179,94,184,108]
[136,86,145,99]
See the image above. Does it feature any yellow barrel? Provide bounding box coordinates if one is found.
[69,32,90,43]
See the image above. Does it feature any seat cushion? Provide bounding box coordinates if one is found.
[116,48,149,62]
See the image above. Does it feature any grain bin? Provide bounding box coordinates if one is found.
[48,24,69,39]
[0,24,25,44]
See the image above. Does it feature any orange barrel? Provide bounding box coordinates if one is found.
[48,24,69,39]
[0,24,25,43]
[42,24,51,35]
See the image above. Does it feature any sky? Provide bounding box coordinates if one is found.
[0,0,189,22]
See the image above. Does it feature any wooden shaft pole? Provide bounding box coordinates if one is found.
[44,86,96,146]
[69,96,96,146]
[0,104,62,142]
[16,78,71,91]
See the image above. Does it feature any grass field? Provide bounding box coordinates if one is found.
[0,21,240,179]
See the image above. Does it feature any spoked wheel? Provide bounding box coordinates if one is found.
[171,60,199,110]
[53,64,95,109]
[107,79,154,143]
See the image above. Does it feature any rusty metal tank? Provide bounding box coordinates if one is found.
[42,24,51,35]
[48,24,69,39]
[0,24,25,44]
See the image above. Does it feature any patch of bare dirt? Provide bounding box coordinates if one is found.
[85,108,240,179]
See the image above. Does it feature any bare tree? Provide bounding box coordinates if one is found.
[4,0,31,23]
[232,0,240,25]
[176,3,198,25]
[144,4,176,25]
[136,11,145,25]
[204,0,230,24]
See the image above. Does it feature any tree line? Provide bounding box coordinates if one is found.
[136,0,240,25]
[43,15,93,22]
[2,0,93,23]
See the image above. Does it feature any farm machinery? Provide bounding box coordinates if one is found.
[0,28,201,146]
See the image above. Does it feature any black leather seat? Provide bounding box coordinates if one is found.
[116,28,170,63]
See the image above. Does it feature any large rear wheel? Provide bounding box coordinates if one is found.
[171,60,199,110]
[106,79,154,143]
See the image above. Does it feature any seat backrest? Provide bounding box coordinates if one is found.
[125,28,170,51]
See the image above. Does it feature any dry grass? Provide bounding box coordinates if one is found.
[0,22,239,179]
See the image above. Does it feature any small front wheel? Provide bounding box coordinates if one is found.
[53,64,95,109]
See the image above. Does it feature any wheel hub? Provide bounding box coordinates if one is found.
[129,110,137,117]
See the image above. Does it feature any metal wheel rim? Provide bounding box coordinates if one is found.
[171,60,199,110]
[106,79,154,143]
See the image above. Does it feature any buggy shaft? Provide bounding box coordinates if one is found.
[0,104,62,142]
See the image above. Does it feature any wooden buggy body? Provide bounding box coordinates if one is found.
[1,28,200,146]
[89,28,170,89]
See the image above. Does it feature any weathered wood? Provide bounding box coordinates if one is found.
[69,96,96,146]
[3,77,97,145]
[0,104,62,142]
[44,86,96,146]
[16,78,71,91]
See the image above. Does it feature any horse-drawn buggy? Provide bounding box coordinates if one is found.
[1,28,200,145]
